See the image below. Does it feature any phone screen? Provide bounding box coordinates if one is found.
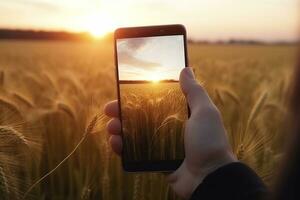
[116,35,187,164]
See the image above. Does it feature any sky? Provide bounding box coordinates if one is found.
[117,35,185,81]
[0,0,299,41]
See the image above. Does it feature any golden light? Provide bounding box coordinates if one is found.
[147,72,162,83]
[89,26,109,38]
[83,12,116,38]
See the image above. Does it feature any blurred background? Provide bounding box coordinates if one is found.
[0,0,299,41]
[0,0,299,200]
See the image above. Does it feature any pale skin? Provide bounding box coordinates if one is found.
[104,67,237,199]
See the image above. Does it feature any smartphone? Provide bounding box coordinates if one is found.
[114,24,189,172]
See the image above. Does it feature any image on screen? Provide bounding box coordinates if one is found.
[117,35,187,162]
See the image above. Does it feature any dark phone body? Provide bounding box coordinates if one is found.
[114,24,189,172]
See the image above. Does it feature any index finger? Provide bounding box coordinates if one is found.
[104,100,120,118]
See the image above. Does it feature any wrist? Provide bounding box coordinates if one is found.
[168,152,237,199]
[181,152,237,199]
[168,161,205,199]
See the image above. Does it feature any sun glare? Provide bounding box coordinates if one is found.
[147,72,162,83]
[83,13,116,38]
[89,26,108,38]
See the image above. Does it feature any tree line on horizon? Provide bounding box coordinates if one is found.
[0,28,297,45]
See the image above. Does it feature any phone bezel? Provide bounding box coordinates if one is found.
[114,24,189,172]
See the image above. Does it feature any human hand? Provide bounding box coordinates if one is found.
[104,67,237,199]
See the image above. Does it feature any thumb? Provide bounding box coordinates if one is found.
[179,67,212,113]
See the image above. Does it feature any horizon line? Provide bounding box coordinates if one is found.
[0,28,298,43]
[119,79,179,83]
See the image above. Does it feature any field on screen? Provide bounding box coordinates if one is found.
[120,81,186,162]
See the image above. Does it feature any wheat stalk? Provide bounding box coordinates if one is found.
[0,126,28,148]
[56,101,76,121]
[22,114,104,199]
[148,114,181,151]
[11,93,34,108]
[133,174,141,200]
[245,91,268,133]
[0,166,9,200]
[80,186,92,200]
[222,89,240,105]
[0,71,4,87]
[215,89,224,105]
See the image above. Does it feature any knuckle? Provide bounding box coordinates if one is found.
[190,83,205,94]
[201,104,217,115]
[193,104,221,119]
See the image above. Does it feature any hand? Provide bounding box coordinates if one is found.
[104,67,237,199]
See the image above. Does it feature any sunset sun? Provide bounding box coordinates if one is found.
[89,26,109,38]
[83,13,116,38]
[147,72,162,83]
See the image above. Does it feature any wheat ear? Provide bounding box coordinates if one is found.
[22,114,102,199]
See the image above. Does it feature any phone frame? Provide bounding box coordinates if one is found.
[114,24,189,172]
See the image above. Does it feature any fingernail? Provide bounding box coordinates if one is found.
[186,67,195,79]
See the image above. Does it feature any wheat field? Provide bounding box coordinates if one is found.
[120,82,187,162]
[0,40,297,199]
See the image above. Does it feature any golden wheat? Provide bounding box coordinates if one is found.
[23,113,105,199]
[0,166,9,200]
[0,41,296,199]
